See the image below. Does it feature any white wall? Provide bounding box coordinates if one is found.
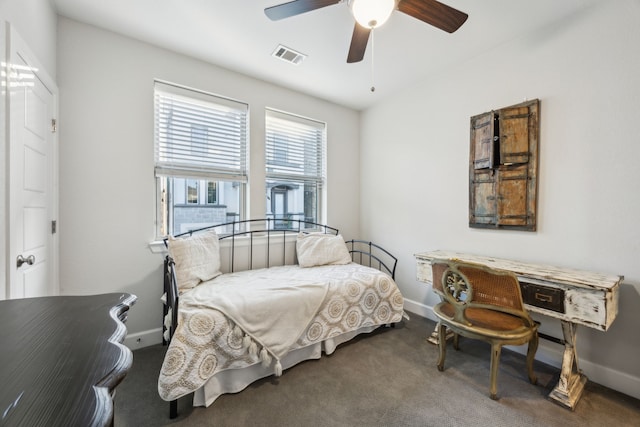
[0,0,57,298]
[360,1,640,399]
[56,17,361,346]
[0,0,57,77]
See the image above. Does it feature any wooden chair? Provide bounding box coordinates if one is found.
[431,260,539,400]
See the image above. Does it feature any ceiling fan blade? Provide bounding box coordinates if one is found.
[398,0,468,33]
[265,0,341,21]
[347,23,371,63]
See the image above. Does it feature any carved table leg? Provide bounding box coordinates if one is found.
[427,322,454,345]
[548,321,587,410]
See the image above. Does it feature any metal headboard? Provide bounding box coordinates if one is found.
[165,218,339,273]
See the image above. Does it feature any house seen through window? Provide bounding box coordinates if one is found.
[154,81,248,237]
[265,109,326,229]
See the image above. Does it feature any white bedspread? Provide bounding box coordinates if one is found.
[184,267,329,360]
[158,262,405,402]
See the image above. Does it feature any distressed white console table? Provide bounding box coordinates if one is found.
[415,250,622,410]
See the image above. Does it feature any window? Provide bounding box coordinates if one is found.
[186,180,198,204]
[207,181,217,205]
[154,81,248,237]
[265,109,326,229]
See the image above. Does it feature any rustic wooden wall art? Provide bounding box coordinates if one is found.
[469,99,540,231]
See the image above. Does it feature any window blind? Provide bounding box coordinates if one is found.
[265,109,325,184]
[154,81,248,181]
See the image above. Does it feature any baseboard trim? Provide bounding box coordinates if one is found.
[403,298,437,323]
[582,359,640,400]
[403,297,640,401]
[123,327,163,350]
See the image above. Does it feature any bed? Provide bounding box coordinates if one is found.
[158,219,406,418]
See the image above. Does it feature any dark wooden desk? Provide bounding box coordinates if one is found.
[0,293,136,427]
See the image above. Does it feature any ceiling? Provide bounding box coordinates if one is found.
[52,0,598,110]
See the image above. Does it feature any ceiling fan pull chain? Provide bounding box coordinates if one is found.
[370,29,375,92]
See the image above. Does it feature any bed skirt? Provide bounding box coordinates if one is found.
[193,325,378,407]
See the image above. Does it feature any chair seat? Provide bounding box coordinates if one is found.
[434,302,535,341]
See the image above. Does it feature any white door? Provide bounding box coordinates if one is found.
[7,26,58,299]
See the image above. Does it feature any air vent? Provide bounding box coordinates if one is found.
[272,45,307,65]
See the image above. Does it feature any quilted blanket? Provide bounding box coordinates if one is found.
[158,262,405,402]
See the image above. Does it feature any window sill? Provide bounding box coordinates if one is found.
[148,240,168,254]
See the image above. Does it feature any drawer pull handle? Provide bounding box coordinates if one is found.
[535,292,553,303]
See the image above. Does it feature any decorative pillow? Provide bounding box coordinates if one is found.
[168,230,222,293]
[296,233,352,268]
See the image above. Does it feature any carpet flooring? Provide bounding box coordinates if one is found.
[114,313,640,426]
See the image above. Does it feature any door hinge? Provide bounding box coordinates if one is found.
[51,119,57,133]
[51,220,57,234]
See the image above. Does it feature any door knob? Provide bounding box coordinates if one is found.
[16,254,35,268]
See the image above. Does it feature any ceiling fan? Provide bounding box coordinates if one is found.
[264,0,468,63]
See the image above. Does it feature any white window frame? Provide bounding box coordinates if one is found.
[154,81,248,238]
[265,108,326,226]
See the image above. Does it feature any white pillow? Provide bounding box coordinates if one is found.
[296,233,352,268]
[168,230,222,293]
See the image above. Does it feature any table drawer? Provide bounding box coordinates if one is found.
[520,282,565,313]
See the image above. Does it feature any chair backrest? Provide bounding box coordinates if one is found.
[433,260,531,325]
[431,260,450,296]
[455,263,524,311]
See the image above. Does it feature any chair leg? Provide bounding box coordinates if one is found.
[489,344,502,400]
[437,323,447,372]
[453,333,460,350]
[526,333,539,385]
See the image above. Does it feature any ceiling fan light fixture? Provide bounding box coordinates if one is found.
[350,0,395,29]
